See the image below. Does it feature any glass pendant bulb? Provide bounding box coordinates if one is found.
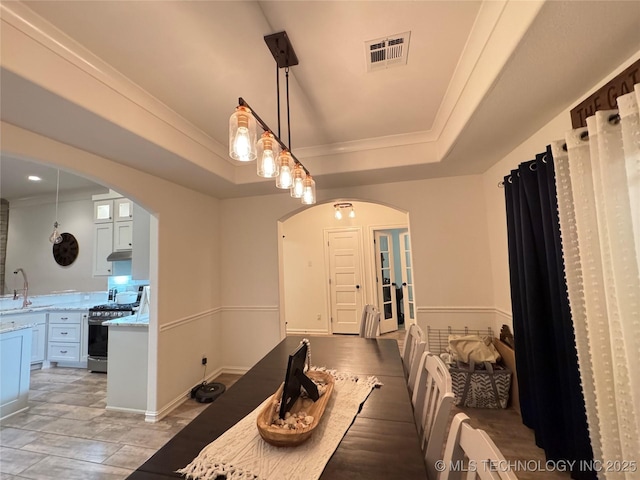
[349,207,356,219]
[229,105,257,162]
[256,132,280,178]
[276,151,293,189]
[335,207,342,220]
[49,221,63,244]
[290,164,306,198]
[301,175,316,205]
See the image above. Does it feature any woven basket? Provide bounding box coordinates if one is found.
[449,360,511,409]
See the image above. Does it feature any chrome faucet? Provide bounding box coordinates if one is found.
[13,268,32,308]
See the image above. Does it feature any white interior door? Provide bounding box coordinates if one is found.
[400,232,415,325]
[327,230,364,334]
[375,231,398,334]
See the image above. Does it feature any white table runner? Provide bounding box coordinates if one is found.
[177,369,381,480]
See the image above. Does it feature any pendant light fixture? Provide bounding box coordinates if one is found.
[229,106,257,162]
[334,202,355,219]
[290,164,306,198]
[301,175,316,205]
[276,151,293,189]
[256,131,280,178]
[49,169,63,244]
[228,31,316,205]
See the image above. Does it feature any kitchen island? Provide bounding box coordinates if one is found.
[0,322,33,420]
[104,313,149,413]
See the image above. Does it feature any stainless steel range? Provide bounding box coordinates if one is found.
[87,303,137,373]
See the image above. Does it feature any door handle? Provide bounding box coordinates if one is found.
[355,285,360,289]
[392,282,397,286]
[402,282,407,286]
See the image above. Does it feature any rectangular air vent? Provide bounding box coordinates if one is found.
[365,31,411,72]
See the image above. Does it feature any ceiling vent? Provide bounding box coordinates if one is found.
[365,31,411,72]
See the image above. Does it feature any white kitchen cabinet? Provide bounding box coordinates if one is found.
[114,220,133,251]
[94,199,114,223]
[48,311,83,365]
[93,223,113,276]
[93,194,136,277]
[114,198,133,221]
[31,321,46,364]
[2,313,46,365]
[1,326,32,420]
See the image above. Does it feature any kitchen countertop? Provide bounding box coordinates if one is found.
[0,302,98,316]
[0,292,107,317]
[0,322,35,334]
[104,313,149,327]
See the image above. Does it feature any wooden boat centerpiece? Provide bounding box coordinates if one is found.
[257,340,334,447]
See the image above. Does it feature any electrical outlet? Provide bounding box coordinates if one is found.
[201,355,207,366]
[316,314,321,321]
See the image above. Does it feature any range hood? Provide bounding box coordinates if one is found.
[107,250,132,262]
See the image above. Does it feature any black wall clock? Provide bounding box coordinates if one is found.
[53,232,79,266]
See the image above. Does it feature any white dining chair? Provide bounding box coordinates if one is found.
[407,340,427,398]
[359,304,380,338]
[439,412,518,480]
[412,352,455,480]
[401,323,426,378]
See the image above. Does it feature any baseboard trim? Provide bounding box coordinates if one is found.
[106,405,146,415]
[144,367,224,423]
[221,366,250,376]
[286,328,330,335]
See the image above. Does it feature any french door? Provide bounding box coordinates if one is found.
[374,231,398,334]
[399,231,415,324]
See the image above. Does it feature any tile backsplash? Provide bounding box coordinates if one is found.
[108,275,148,299]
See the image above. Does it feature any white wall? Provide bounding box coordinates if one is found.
[220,173,496,344]
[5,191,107,295]
[281,200,407,334]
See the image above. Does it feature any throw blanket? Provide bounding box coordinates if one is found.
[177,368,381,480]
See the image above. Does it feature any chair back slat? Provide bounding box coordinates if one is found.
[407,340,426,396]
[412,352,455,480]
[359,304,380,338]
[440,413,518,480]
[401,323,425,377]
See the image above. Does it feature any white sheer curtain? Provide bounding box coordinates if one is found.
[554,85,640,479]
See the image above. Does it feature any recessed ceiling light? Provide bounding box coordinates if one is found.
[28,175,42,182]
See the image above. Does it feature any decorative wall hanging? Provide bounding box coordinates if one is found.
[53,232,79,266]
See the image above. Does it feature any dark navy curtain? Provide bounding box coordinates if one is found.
[503,146,594,480]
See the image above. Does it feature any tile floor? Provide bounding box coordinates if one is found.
[1,368,238,479]
[2,331,568,479]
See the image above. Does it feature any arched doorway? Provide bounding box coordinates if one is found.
[278,199,415,336]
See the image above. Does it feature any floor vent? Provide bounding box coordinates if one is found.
[365,31,411,72]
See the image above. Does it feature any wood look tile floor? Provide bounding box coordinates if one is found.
[2,332,569,479]
[1,369,239,479]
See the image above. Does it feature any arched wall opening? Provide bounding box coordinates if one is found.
[278,199,415,336]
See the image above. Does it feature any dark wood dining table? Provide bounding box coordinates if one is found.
[127,335,428,479]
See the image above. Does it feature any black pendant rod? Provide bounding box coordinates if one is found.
[276,63,281,139]
[286,67,291,151]
[238,97,309,175]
